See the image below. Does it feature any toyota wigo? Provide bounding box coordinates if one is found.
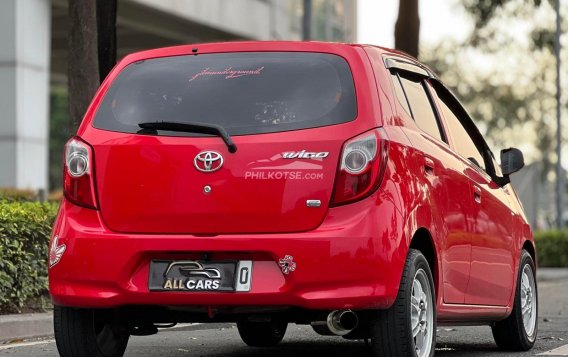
[49,42,537,357]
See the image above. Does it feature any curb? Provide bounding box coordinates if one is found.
[537,267,568,282]
[0,269,566,343]
[0,312,53,343]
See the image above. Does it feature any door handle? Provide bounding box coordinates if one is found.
[473,185,481,203]
[424,157,435,176]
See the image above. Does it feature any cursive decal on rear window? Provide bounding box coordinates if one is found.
[188,67,265,82]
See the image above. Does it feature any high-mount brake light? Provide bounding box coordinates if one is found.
[63,137,98,209]
[331,128,389,206]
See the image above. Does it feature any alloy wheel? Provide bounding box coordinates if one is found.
[520,264,537,337]
[411,268,434,357]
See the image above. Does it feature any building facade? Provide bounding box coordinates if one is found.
[0,0,357,192]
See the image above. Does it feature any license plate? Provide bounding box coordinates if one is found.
[148,260,252,292]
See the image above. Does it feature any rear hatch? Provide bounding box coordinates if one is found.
[89,51,357,234]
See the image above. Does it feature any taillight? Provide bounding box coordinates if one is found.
[331,128,389,206]
[63,137,98,209]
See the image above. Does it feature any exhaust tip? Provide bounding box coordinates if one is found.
[326,310,358,336]
[338,310,358,330]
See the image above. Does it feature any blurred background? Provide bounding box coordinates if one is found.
[0,0,566,230]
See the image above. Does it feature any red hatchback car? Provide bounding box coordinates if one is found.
[49,41,537,357]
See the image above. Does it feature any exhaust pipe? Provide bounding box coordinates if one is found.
[311,310,358,336]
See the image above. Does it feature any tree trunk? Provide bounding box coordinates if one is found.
[97,0,118,83]
[68,0,99,133]
[395,0,420,58]
[302,0,312,41]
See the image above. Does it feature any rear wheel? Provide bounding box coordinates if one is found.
[492,250,538,351]
[237,319,287,347]
[54,305,129,357]
[370,249,436,357]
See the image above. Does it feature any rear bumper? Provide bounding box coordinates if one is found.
[49,196,407,311]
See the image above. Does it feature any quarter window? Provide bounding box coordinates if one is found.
[399,75,444,142]
[390,73,412,117]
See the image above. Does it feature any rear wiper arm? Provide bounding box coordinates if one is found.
[138,121,237,153]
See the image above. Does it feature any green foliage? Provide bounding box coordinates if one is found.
[463,0,554,27]
[462,0,510,31]
[0,189,38,203]
[421,0,567,180]
[531,28,556,51]
[534,230,568,267]
[0,200,59,313]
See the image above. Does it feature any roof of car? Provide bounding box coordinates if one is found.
[121,41,340,60]
[113,41,437,82]
[119,41,411,62]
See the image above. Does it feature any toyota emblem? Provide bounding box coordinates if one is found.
[194,151,224,173]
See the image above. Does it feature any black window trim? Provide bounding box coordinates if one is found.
[429,79,501,181]
[384,55,505,184]
[421,79,449,144]
[392,70,449,145]
[393,72,414,118]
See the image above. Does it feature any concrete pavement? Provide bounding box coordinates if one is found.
[536,267,568,282]
[0,313,52,343]
[1,268,567,345]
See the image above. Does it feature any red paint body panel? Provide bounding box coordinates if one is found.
[462,167,516,306]
[50,194,405,310]
[49,41,534,325]
[86,128,345,234]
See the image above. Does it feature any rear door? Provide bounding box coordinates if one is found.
[88,52,358,234]
[387,66,473,304]
[429,80,515,306]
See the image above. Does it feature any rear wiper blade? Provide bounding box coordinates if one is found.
[138,121,237,153]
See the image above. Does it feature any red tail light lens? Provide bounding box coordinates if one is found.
[63,137,98,209]
[331,128,389,206]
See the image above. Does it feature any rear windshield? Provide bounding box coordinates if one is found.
[93,52,357,136]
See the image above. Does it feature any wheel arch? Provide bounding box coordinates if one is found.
[504,236,537,315]
[522,239,536,266]
[409,228,440,299]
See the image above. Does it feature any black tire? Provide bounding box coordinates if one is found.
[370,249,436,357]
[237,319,287,347]
[54,305,129,357]
[492,250,538,351]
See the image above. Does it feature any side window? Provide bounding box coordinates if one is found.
[431,82,486,171]
[390,73,412,117]
[398,74,445,142]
